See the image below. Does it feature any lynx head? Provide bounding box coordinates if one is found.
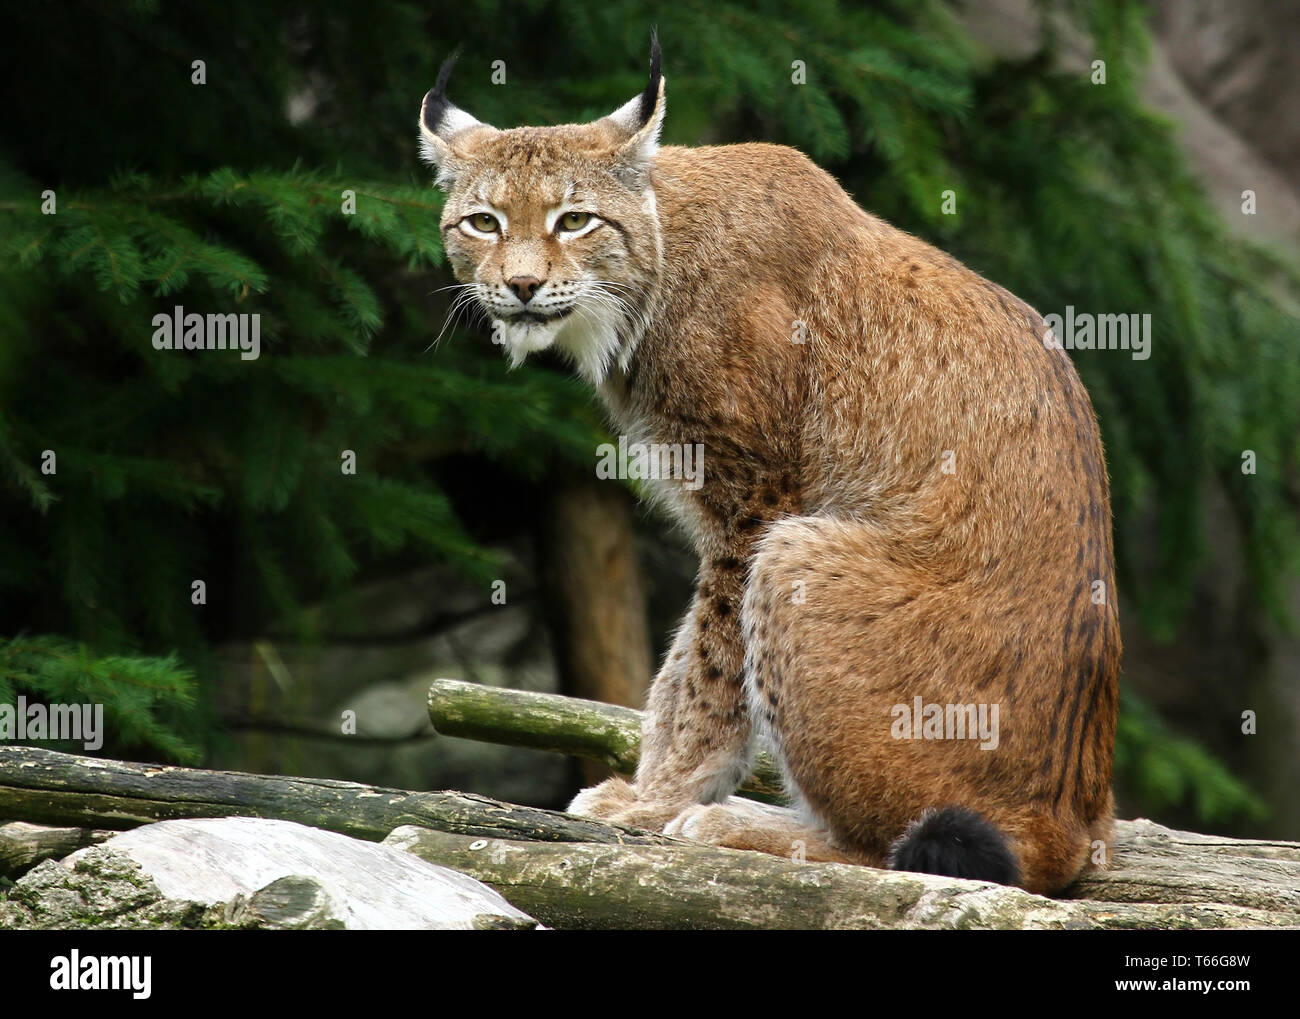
[419,35,665,383]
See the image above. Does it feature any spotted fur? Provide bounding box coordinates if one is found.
[418,36,1121,894]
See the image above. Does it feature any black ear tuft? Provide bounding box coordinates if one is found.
[423,46,464,133]
[636,28,662,128]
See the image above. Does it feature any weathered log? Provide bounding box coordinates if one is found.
[0,820,114,879]
[1064,817,1300,915]
[0,746,671,847]
[385,823,1299,930]
[426,677,786,801]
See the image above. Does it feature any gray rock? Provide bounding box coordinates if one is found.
[0,816,539,931]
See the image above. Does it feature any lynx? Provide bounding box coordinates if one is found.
[418,35,1121,894]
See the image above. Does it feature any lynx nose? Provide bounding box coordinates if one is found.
[507,276,542,303]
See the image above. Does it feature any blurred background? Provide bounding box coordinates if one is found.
[0,0,1297,840]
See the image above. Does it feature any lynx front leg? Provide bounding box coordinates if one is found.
[568,559,752,830]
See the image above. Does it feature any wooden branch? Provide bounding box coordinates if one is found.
[385,825,1299,930]
[0,821,114,880]
[427,678,644,772]
[0,746,672,847]
[426,677,786,802]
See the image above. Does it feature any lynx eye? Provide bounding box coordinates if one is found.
[466,213,499,234]
[558,211,592,232]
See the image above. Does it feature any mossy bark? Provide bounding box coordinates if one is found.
[385,824,1299,930]
[426,677,786,801]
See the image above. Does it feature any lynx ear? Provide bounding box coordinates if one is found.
[418,49,494,185]
[603,30,665,181]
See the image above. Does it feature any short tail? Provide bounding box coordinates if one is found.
[887,806,1020,886]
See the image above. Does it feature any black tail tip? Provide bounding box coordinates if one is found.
[888,806,1021,886]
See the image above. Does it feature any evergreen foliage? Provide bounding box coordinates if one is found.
[1116,690,1267,825]
[0,636,199,762]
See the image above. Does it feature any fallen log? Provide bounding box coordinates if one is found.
[385,824,1298,930]
[0,745,671,847]
[426,677,785,801]
[1064,817,1300,915]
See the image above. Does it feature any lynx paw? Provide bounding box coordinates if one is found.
[663,799,782,844]
[566,777,637,820]
[665,798,862,863]
[609,799,694,831]
[567,778,690,832]
[663,803,736,842]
